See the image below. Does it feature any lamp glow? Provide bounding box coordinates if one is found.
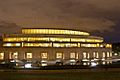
[25,63,32,68]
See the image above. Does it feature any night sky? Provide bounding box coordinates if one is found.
[0,0,120,43]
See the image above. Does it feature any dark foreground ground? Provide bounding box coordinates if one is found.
[0,69,120,80]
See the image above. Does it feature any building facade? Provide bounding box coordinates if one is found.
[0,28,112,65]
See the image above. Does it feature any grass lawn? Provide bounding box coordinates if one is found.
[0,70,120,80]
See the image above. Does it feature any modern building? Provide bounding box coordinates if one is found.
[0,28,112,65]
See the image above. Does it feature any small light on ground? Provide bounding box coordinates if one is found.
[25,63,32,68]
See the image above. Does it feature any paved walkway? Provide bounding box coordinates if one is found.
[1,68,120,73]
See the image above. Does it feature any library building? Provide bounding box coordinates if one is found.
[0,28,112,66]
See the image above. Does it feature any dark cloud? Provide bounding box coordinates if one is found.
[0,20,21,34]
[0,0,119,42]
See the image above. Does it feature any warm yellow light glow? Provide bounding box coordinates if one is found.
[13,52,18,59]
[24,43,52,47]
[6,43,11,46]
[50,38,70,42]
[22,29,90,36]
[0,53,4,60]
[102,52,106,58]
[71,38,103,43]
[9,52,12,59]
[110,52,112,57]
[15,43,21,46]
[3,37,103,43]
[87,53,90,59]
[93,52,96,58]
[96,52,99,58]
[70,53,75,58]
[107,52,110,57]
[51,38,103,43]
[56,53,63,58]
[3,37,49,42]
[81,44,100,47]
[83,52,87,59]
[93,52,99,58]
[9,52,18,59]
[26,53,32,59]
[100,44,103,47]
[106,44,112,48]
[3,42,106,48]
[3,43,21,47]
[53,43,78,47]
[76,53,79,59]
[41,53,48,59]
[71,38,85,42]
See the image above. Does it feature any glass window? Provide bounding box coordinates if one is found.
[107,52,110,57]
[70,53,75,58]
[83,52,87,59]
[24,43,52,47]
[26,53,32,59]
[13,52,18,59]
[93,52,96,58]
[3,43,21,47]
[50,38,70,42]
[22,29,90,36]
[87,53,90,59]
[53,43,78,47]
[9,52,18,59]
[93,52,99,58]
[96,52,99,58]
[0,53,4,60]
[102,52,106,58]
[41,53,47,59]
[81,44,99,47]
[106,44,112,48]
[110,52,112,57]
[76,53,79,59]
[56,53,63,58]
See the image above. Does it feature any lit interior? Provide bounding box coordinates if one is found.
[56,53,63,59]
[41,53,48,59]
[9,52,18,59]
[2,28,112,49]
[3,43,21,47]
[13,52,18,59]
[0,53,4,60]
[53,43,78,47]
[26,53,32,59]
[3,42,112,48]
[23,43,52,47]
[107,52,110,57]
[93,52,99,58]
[22,29,90,36]
[70,53,76,58]
[83,52,87,59]
[3,37,103,43]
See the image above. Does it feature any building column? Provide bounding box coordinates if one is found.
[4,52,9,60]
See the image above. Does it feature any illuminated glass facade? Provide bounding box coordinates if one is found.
[0,53,4,60]
[22,28,90,36]
[41,53,48,59]
[0,28,112,65]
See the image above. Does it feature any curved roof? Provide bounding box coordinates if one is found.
[3,28,104,43]
[22,28,90,36]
